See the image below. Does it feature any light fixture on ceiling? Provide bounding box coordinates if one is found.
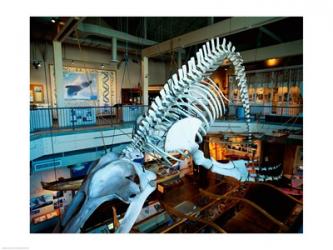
[265,58,281,67]
[51,17,56,23]
[223,59,230,65]
[32,61,41,69]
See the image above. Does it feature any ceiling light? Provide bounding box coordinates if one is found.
[265,58,280,67]
[32,61,41,69]
[223,59,230,65]
[51,18,56,23]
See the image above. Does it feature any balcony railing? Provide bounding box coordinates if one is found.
[227,104,303,119]
[30,105,149,133]
[30,104,302,133]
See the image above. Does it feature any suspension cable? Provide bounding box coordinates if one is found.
[74,29,108,154]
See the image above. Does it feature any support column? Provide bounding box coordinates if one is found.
[142,56,149,105]
[287,69,292,114]
[271,72,275,114]
[53,41,64,107]
[112,37,117,62]
[143,17,147,39]
[177,50,182,68]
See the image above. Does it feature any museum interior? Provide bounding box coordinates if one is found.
[30,16,303,233]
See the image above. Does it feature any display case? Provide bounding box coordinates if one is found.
[121,88,142,105]
[232,67,303,117]
[208,135,261,162]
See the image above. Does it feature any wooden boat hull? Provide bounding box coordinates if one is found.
[41,178,83,191]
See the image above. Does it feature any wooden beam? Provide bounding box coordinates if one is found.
[64,37,140,55]
[142,17,286,57]
[259,26,283,43]
[77,23,157,46]
[54,17,74,41]
[60,17,86,42]
[241,39,303,63]
[54,17,85,42]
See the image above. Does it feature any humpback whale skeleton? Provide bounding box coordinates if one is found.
[61,37,255,233]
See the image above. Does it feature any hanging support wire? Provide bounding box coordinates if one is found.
[74,29,108,154]
[39,41,58,180]
[167,39,178,78]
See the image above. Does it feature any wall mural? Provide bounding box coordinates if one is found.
[101,71,111,105]
[63,71,97,100]
[50,65,117,107]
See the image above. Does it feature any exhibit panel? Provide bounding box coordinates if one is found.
[229,67,303,117]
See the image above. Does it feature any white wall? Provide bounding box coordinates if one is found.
[30,42,167,106]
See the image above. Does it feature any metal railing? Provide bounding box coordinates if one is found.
[227,104,303,120]
[30,105,149,133]
[30,104,302,133]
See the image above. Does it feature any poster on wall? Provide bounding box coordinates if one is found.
[30,84,44,103]
[63,70,97,100]
[50,65,117,107]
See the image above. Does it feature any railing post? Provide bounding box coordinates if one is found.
[48,107,52,132]
[71,108,75,131]
[110,105,113,126]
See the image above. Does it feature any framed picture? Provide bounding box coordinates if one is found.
[30,84,44,103]
[30,90,34,102]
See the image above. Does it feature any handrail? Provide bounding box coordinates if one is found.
[30,105,149,133]
[30,104,303,134]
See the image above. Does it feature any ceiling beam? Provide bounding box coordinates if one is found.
[77,23,157,46]
[54,17,85,42]
[240,39,302,63]
[54,17,74,41]
[64,37,140,55]
[259,26,283,43]
[142,17,286,57]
